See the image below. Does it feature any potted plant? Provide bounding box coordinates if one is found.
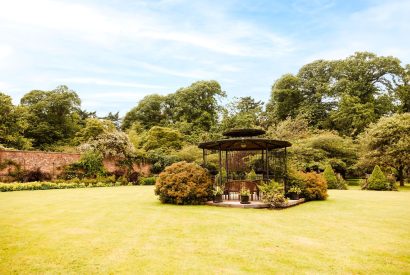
[213,186,224,203]
[288,186,301,200]
[240,187,251,204]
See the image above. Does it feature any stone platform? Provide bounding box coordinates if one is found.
[206,198,305,209]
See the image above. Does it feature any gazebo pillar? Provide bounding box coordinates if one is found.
[225,150,229,183]
[265,146,269,181]
[284,147,288,193]
[202,149,206,165]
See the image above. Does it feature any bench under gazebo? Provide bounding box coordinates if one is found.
[198,129,291,201]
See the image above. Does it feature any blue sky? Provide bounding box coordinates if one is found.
[0,0,409,116]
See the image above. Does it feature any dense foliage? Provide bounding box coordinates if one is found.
[358,113,410,186]
[0,51,409,184]
[154,161,212,204]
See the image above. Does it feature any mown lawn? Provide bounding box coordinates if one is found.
[1,186,409,274]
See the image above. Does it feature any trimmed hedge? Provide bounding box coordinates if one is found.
[0,181,116,192]
[139,176,157,185]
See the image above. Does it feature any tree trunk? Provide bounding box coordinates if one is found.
[398,165,404,187]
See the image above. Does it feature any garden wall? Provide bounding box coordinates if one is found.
[0,150,150,181]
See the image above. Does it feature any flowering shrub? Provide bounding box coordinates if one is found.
[154,161,212,205]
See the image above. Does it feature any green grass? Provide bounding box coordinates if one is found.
[1,186,410,274]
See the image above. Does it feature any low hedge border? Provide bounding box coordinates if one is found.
[1,181,119,192]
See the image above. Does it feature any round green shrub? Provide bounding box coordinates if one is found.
[154,161,212,205]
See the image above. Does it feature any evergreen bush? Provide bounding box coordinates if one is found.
[323,164,348,190]
[363,165,395,191]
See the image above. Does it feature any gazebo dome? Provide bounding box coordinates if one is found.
[223,128,266,138]
[199,128,291,151]
[198,138,291,151]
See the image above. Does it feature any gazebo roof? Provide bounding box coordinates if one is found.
[198,137,291,151]
[223,128,266,137]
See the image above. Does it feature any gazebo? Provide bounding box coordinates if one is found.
[198,129,291,201]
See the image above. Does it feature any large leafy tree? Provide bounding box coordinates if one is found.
[143,126,183,151]
[20,85,82,149]
[165,80,225,132]
[396,64,410,113]
[220,96,264,131]
[74,118,116,144]
[0,92,31,149]
[329,52,402,136]
[267,74,302,122]
[358,113,410,186]
[289,131,358,177]
[122,94,166,130]
[267,52,405,137]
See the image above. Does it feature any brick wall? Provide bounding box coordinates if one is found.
[0,149,150,181]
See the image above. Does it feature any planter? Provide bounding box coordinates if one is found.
[288,192,299,200]
[240,195,250,204]
[213,194,223,203]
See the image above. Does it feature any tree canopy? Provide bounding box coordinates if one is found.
[0,51,409,183]
[20,85,83,149]
[358,113,410,185]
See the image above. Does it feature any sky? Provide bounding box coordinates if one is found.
[0,0,409,116]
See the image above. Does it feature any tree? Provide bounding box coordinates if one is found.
[220,96,264,131]
[0,92,31,149]
[122,94,166,130]
[358,113,410,186]
[267,116,311,141]
[103,112,121,129]
[329,52,402,136]
[74,118,116,144]
[267,52,405,137]
[143,126,183,151]
[20,85,82,149]
[81,131,135,159]
[266,74,302,122]
[289,131,358,177]
[396,64,410,113]
[329,94,376,137]
[165,80,226,132]
[296,60,336,128]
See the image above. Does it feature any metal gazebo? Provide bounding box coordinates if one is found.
[198,129,291,200]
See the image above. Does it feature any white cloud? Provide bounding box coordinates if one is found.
[57,77,166,89]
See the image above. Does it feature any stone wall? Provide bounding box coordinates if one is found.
[0,149,150,181]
